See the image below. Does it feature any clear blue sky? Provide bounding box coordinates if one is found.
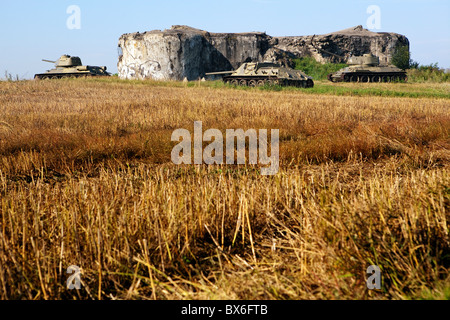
[1,0,449,79]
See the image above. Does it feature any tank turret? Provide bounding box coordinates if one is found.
[34,54,110,79]
[347,53,379,66]
[206,62,314,88]
[53,55,82,67]
[327,53,407,83]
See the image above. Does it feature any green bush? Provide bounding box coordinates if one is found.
[293,57,347,80]
[389,44,448,82]
[392,44,411,70]
[407,64,450,82]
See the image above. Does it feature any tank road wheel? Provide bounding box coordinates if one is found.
[230,79,239,86]
[343,75,350,82]
[350,76,357,82]
[382,75,390,83]
[257,80,265,87]
[248,80,257,87]
[361,75,369,82]
[372,75,380,82]
[306,79,314,88]
[266,79,274,86]
[239,79,247,86]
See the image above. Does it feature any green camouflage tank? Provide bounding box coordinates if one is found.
[206,61,314,88]
[327,54,407,83]
[34,54,110,79]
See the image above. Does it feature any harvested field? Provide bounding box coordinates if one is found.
[0,78,448,299]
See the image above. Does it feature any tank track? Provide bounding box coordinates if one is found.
[34,73,97,80]
[328,72,407,83]
[223,76,314,88]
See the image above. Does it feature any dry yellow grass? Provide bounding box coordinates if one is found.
[0,78,448,300]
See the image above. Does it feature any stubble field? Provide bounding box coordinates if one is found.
[0,78,449,300]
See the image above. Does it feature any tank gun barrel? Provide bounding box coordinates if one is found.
[205,71,234,76]
[42,59,56,63]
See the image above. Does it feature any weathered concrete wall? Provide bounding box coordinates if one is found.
[274,25,409,66]
[117,25,409,80]
[117,28,230,81]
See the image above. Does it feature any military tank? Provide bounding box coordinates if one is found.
[34,54,110,79]
[206,62,314,88]
[327,54,407,83]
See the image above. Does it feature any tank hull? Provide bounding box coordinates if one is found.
[223,75,314,88]
[327,71,407,83]
[34,72,104,79]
